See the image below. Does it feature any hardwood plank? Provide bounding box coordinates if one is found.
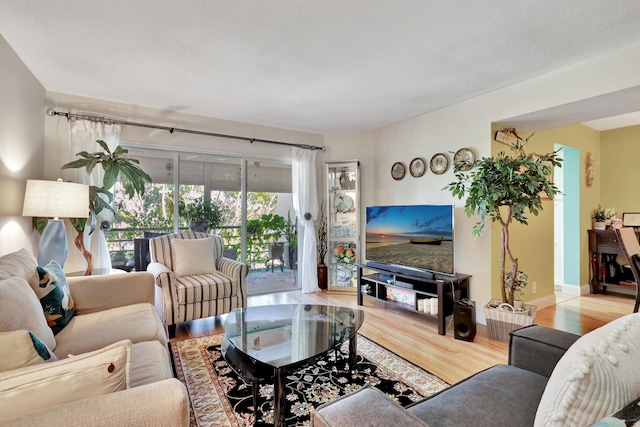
[173,290,636,385]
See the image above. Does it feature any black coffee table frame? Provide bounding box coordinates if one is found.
[221,304,364,427]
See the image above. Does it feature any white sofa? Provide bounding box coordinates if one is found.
[0,249,189,427]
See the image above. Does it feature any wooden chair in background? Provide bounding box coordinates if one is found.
[615,227,640,313]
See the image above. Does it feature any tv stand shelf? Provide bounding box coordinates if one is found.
[356,264,471,336]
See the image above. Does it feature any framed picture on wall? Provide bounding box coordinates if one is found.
[622,213,640,227]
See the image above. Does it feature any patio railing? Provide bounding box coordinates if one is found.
[104,225,286,271]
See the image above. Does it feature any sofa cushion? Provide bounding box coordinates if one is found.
[408,364,548,427]
[0,248,38,283]
[175,272,236,304]
[535,313,640,426]
[0,339,131,419]
[0,276,56,351]
[0,330,57,372]
[53,302,167,358]
[171,237,217,276]
[36,260,75,334]
[312,384,431,427]
[130,341,174,388]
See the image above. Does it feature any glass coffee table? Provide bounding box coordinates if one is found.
[221,304,365,427]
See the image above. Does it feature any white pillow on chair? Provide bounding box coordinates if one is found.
[171,237,217,277]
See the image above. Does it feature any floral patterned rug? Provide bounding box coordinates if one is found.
[170,334,448,427]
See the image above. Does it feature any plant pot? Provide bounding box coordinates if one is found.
[189,220,210,233]
[317,264,328,290]
[593,221,606,230]
[483,299,537,342]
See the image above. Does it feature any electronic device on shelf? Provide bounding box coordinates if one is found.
[365,204,454,277]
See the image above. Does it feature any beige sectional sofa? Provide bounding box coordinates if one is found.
[0,249,189,426]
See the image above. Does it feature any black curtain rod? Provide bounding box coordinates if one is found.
[45,109,325,151]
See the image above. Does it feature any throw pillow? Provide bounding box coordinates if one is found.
[0,339,131,419]
[0,330,57,372]
[171,237,217,277]
[36,260,75,335]
[535,313,640,426]
[0,248,38,283]
[0,276,56,351]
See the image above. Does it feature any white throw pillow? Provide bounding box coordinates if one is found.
[0,248,38,284]
[0,339,131,419]
[171,237,217,277]
[0,276,56,351]
[535,313,640,426]
[0,330,57,372]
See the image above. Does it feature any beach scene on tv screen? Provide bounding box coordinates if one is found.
[366,205,453,274]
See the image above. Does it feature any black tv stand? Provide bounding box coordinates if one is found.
[365,262,434,280]
[357,264,471,336]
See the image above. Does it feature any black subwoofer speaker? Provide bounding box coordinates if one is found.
[453,300,476,342]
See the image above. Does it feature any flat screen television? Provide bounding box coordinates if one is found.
[365,204,454,276]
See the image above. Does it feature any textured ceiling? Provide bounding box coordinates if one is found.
[2,1,640,134]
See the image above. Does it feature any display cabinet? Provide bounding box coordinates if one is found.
[326,161,360,293]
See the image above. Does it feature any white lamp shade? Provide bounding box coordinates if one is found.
[22,179,89,219]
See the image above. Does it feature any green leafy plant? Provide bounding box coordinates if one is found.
[444,136,562,305]
[184,197,222,229]
[591,204,615,222]
[61,140,152,235]
[60,140,151,274]
[283,210,298,250]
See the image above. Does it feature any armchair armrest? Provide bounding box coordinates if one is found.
[147,261,176,287]
[217,257,248,306]
[508,325,580,378]
[0,378,189,427]
[216,257,248,280]
[68,272,155,315]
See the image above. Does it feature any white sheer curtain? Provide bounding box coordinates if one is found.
[65,119,122,272]
[291,147,320,293]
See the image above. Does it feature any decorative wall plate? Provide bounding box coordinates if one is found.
[429,153,449,175]
[391,162,406,180]
[409,157,426,177]
[454,148,475,171]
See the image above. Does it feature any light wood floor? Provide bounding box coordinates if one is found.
[173,290,636,385]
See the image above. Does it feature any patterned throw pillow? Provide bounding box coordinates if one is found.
[0,330,57,373]
[36,261,75,335]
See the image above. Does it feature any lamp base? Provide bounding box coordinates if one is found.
[38,219,68,267]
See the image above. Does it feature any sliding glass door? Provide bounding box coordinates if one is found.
[107,147,297,293]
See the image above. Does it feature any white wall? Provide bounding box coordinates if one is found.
[0,35,45,255]
[5,31,640,310]
[326,40,640,321]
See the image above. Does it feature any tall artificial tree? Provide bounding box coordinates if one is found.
[444,135,562,305]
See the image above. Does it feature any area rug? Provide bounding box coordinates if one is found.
[246,269,298,296]
[170,334,449,427]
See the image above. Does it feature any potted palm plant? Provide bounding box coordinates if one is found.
[444,135,561,340]
[185,197,222,233]
[60,140,152,274]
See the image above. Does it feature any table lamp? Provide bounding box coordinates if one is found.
[22,179,90,267]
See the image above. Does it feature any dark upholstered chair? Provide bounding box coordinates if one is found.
[265,243,285,272]
[146,231,247,337]
[615,227,640,313]
[133,231,168,272]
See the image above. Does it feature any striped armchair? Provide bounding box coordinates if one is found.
[147,232,248,338]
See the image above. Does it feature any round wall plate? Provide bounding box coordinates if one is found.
[453,148,475,171]
[429,153,449,174]
[409,157,426,177]
[391,162,406,180]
